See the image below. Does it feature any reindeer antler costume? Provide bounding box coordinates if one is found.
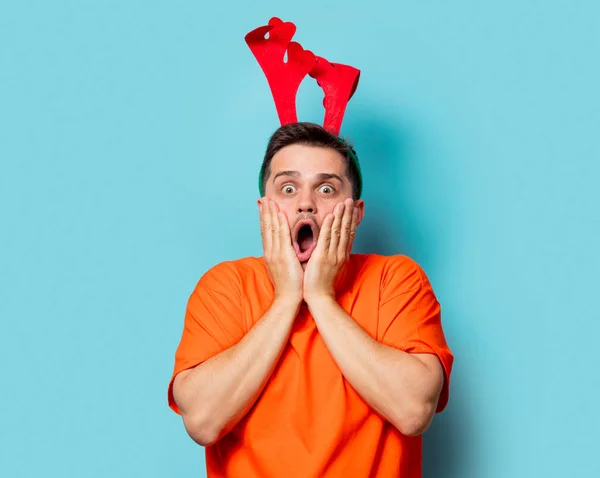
[245,17,363,197]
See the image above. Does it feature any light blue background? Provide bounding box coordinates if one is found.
[1,1,598,477]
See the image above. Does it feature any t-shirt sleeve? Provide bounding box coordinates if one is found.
[167,261,246,415]
[377,256,454,413]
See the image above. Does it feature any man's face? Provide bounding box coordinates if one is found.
[262,144,364,268]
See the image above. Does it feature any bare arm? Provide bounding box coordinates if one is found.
[173,198,304,446]
[307,296,444,436]
[303,199,445,436]
[172,297,300,446]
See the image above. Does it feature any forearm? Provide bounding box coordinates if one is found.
[173,297,300,445]
[307,296,442,436]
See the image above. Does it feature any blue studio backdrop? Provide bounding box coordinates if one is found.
[1,1,598,477]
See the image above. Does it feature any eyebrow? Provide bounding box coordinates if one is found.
[272,170,300,182]
[272,171,344,183]
[315,173,343,183]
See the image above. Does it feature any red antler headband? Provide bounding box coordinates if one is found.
[245,17,361,137]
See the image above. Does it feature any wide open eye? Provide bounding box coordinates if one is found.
[319,185,335,195]
[282,184,297,195]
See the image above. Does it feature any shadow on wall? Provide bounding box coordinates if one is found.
[423,367,473,478]
[348,114,433,260]
[347,113,469,478]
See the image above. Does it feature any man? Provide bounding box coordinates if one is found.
[168,122,454,477]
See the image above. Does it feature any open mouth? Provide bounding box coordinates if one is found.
[293,220,318,262]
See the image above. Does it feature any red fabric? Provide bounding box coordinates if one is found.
[245,17,361,136]
[245,18,316,126]
[309,57,360,135]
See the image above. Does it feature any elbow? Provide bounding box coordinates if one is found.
[173,372,227,446]
[182,412,224,447]
[396,418,431,437]
[392,402,436,437]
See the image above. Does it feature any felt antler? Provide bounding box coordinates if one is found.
[309,57,361,136]
[245,17,317,125]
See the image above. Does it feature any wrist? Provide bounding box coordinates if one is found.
[304,292,337,309]
[272,294,303,312]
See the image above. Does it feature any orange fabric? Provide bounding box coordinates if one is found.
[168,254,453,478]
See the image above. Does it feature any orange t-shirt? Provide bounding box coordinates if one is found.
[168,254,453,477]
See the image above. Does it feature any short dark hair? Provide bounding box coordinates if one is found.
[259,122,362,199]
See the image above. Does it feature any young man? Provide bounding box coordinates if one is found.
[168,122,454,477]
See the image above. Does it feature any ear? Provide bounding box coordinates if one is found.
[354,199,365,227]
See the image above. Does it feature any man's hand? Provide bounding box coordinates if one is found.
[259,197,304,305]
[303,198,359,304]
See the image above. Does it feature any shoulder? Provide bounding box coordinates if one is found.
[350,253,431,296]
[196,256,266,290]
[381,254,430,292]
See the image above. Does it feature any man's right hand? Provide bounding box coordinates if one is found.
[259,197,304,305]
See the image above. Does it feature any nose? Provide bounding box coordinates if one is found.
[296,190,317,214]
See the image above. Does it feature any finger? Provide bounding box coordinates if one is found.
[260,198,273,255]
[338,199,355,257]
[348,207,359,252]
[328,202,345,257]
[269,199,280,254]
[316,213,334,256]
[278,210,293,249]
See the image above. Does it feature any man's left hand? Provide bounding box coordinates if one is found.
[303,198,359,304]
